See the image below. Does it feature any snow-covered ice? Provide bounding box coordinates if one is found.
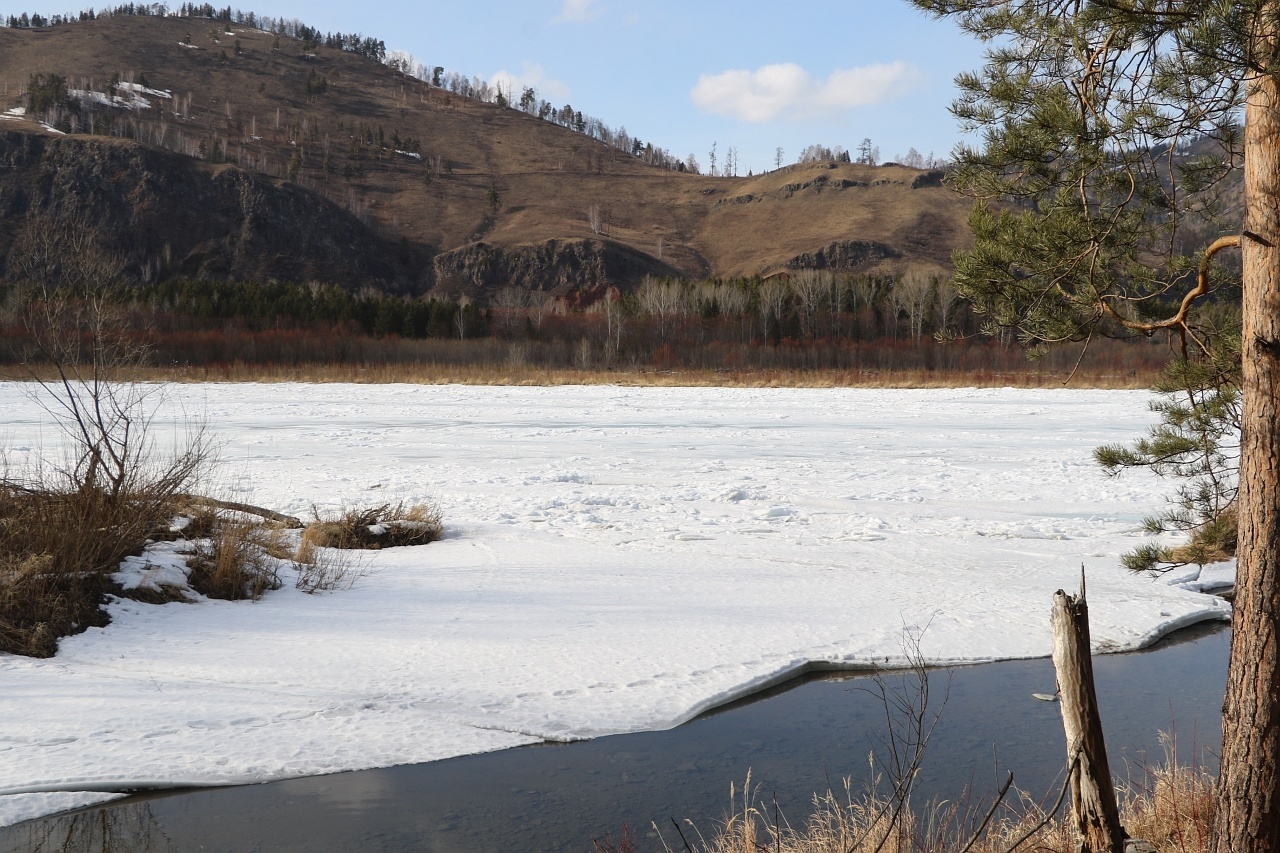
[0,383,1232,827]
[1167,559,1237,595]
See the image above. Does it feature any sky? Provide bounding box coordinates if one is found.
[147,0,993,175]
[357,0,989,174]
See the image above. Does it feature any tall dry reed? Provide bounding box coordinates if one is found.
[694,757,1212,853]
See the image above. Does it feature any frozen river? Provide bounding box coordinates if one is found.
[0,383,1231,826]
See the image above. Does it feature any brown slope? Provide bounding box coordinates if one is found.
[0,130,407,286]
[0,14,974,294]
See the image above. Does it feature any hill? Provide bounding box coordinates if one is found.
[0,12,974,298]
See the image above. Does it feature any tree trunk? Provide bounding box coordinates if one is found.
[176,495,303,529]
[1052,583,1125,853]
[1214,24,1280,853]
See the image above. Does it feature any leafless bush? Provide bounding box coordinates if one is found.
[507,342,530,367]
[0,223,216,655]
[293,536,366,593]
[0,437,211,656]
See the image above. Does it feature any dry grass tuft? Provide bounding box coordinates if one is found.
[1118,747,1215,853]
[696,758,1213,853]
[302,501,443,550]
[185,518,282,601]
[93,362,1162,390]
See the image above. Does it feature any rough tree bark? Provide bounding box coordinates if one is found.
[1051,580,1125,853]
[1215,27,1280,852]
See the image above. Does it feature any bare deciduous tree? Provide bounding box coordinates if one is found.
[490,286,529,337]
[890,274,934,342]
[635,276,686,343]
[826,273,847,340]
[935,278,961,339]
[713,282,750,344]
[756,278,790,341]
[586,204,604,236]
[528,290,555,331]
[454,295,472,340]
[790,270,830,341]
[852,277,884,338]
[600,286,624,361]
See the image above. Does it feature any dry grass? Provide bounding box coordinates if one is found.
[302,501,443,550]
[293,535,366,593]
[169,503,221,541]
[163,506,377,597]
[185,517,282,601]
[1,484,418,651]
[693,757,1213,853]
[0,481,187,656]
[1167,508,1237,567]
[53,361,1163,390]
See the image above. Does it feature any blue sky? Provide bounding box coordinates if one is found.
[19,1,990,174]
[305,0,988,174]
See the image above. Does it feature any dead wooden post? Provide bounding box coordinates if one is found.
[1051,571,1125,853]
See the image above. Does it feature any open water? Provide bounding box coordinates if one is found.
[1,624,1228,853]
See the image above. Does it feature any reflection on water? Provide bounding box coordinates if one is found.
[7,803,178,853]
[1,624,1229,853]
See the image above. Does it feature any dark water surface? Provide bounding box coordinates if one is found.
[2,624,1228,853]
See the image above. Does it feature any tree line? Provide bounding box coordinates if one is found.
[101,270,1183,359]
[5,4,388,62]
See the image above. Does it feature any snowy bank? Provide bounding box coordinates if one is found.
[0,384,1231,827]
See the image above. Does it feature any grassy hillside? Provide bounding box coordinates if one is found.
[0,13,974,294]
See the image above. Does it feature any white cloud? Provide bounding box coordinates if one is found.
[690,61,924,123]
[491,62,572,102]
[556,0,602,22]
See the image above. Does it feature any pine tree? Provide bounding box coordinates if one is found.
[911,4,1280,851]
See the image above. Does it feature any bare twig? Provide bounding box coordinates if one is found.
[956,771,1015,853]
[1000,753,1080,853]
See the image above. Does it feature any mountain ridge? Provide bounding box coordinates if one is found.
[0,12,975,297]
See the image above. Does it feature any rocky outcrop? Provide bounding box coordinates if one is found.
[0,130,412,289]
[785,239,901,271]
[779,175,868,197]
[910,170,946,189]
[431,238,681,298]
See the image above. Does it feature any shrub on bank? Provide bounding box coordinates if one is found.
[0,466,200,657]
[302,501,443,550]
[689,757,1212,853]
